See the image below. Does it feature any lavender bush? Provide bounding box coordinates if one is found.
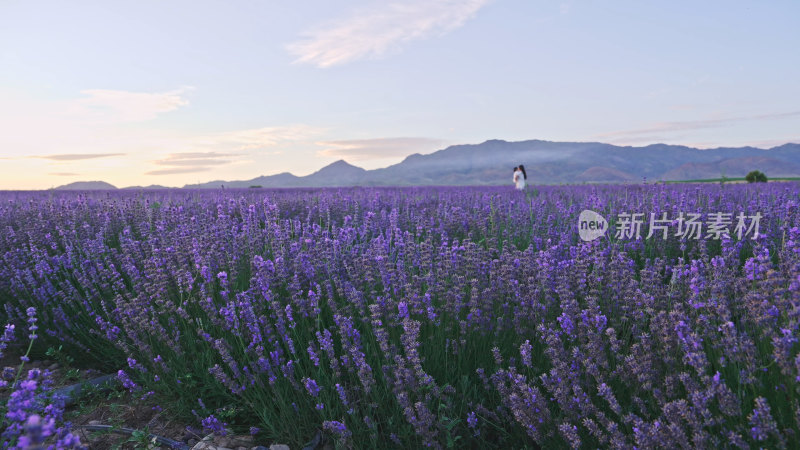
[0,184,798,448]
[1,309,84,449]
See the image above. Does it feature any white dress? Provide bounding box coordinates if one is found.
[514,170,526,190]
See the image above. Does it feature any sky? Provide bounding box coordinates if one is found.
[1,0,799,189]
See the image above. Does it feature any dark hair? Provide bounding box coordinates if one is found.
[513,166,518,172]
[518,164,527,180]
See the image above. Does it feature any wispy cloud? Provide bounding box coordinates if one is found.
[598,110,800,140]
[158,151,239,160]
[149,151,239,175]
[154,152,240,166]
[154,158,234,166]
[316,137,446,160]
[133,125,322,176]
[68,87,192,123]
[145,167,213,176]
[34,153,126,161]
[49,172,80,176]
[287,0,491,68]
[1,87,192,162]
[0,86,323,187]
[210,125,325,150]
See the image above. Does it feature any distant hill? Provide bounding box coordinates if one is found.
[312,160,367,186]
[184,160,368,188]
[121,184,172,190]
[661,156,800,180]
[54,181,117,190]
[183,140,800,188]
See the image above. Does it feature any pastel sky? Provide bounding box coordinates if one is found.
[1,0,799,189]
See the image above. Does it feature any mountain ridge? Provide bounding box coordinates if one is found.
[183,139,800,188]
[51,139,800,189]
[54,181,118,190]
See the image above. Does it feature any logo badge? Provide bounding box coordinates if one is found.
[578,210,608,242]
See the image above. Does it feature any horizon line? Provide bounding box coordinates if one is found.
[5,138,799,191]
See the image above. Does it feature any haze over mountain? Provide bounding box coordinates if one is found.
[182,140,800,188]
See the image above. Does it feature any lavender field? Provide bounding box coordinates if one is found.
[2,183,800,449]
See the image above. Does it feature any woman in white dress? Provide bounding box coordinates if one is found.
[513,165,527,190]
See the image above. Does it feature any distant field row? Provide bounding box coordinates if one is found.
[665,176,800,183]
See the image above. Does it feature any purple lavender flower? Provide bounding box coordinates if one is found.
[0,323,15,360]
[335,383,348,407]
[398,301,409,320]
[19,414,46,447]
[201,414,227,436]
[558,422,581,449]
[323,420,352,441]
[307,344,320,367]
[303,377,321,397]
[117,370,139,391]
[492,347,503,365]
[556,313,574,337]
[520,340,533,368]
[127,357,147,373]
[467,411,478,429]
[3,182,800,448]
[26,307,38,340]
[749,397,779,442]
[2,367,83,448]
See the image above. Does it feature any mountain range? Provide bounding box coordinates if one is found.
[55,140,800,190]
